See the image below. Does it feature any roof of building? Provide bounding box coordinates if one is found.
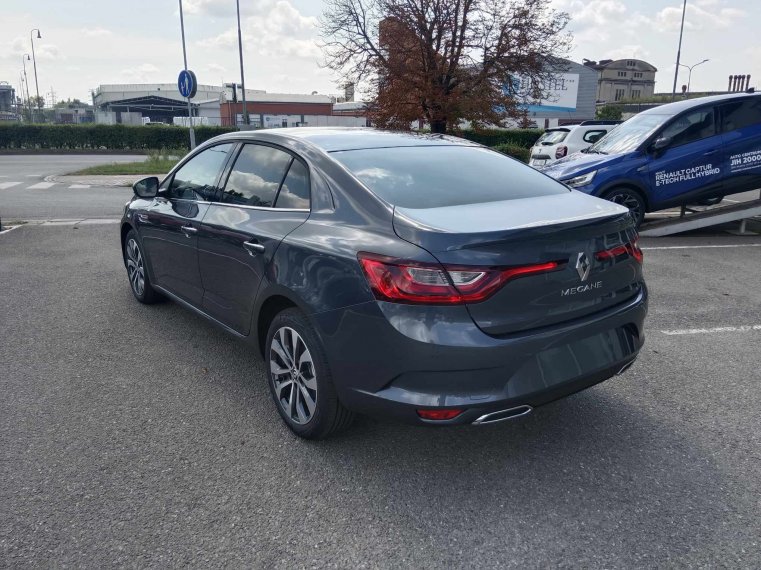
[584,59,658,72]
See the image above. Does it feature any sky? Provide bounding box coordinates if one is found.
[1,0,758,104]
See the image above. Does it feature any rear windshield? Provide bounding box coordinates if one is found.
[536,130,568,145]
[331,146,568,209]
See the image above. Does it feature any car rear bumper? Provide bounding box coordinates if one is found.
[312,287,648,425]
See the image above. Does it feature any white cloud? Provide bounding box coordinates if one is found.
[81,27,112,37]
[554,0,627,26]
[652,3,745,32]
[120,63,162,82]
[606,44,650,61]
[34,44,62,61]
[207,62,226,74]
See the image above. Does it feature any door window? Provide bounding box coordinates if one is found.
[660,108,716,147]
[167,144,233,201]
[720,98,761,132]
[583,130,607,143]
[220,144,292,207]
[275,159,310,209]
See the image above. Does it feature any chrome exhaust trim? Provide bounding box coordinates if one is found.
[473,405,533,425]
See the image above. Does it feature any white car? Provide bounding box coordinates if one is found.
[529,121,621,168]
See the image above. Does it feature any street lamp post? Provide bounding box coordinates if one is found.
[30,29,42,122]
[22,54,32,121]
[678,59,710,94]
[236,0,248,126]
[671,0,688,102]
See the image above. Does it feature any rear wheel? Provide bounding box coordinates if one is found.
[604,187,646,227]
[124,230,161,304]
[266,308,354,439]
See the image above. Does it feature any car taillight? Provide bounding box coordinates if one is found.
[555,145,568,159]
[417,408,463,420]
[357,252,561,305]
[595,239,644,264]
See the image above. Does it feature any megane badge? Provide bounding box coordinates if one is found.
[575,252,591,282]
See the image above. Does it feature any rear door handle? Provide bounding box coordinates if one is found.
[180,225,198,237]
[243,241,265,255]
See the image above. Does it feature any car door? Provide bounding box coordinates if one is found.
[719,97,761,196]
[197,143,311,335]
[646,105,724,207]
[139,143,234,305]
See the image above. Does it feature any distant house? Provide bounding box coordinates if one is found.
[584,59,658,102]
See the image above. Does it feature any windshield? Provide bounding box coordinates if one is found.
[331,146,567,209]
[536,130,568,145]
[589,114,668,154]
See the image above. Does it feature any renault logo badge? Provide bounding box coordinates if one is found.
[575,252,591,282]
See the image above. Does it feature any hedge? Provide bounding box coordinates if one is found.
[455,128,543,149]
[0,124,236,150]
[491,143,531,163]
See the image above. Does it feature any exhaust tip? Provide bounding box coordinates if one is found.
[473,405,533,425]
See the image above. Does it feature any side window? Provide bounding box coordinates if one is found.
[720,99,761,132]
[168,144,233,201]
[660,108,716,147]
[221,144,292,207]
[275,159,310,209]
[583,130,607,143]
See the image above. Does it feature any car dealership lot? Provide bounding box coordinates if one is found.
[1,221,760,567]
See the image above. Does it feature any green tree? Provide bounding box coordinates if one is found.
[596,105,622,121]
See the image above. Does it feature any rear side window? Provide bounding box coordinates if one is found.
[536,130,568,145]
[221,144,292,207]
[720,98,761,132]
[275,159,310,209]
[331,146,567,209]
[583,130,607,143]
[168,143,233,201]
[660,108,716,147]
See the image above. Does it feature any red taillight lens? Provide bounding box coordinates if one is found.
[357,253,560,305]
[595,239,644,264]
[555,145,568,159]
[417,408,463,421]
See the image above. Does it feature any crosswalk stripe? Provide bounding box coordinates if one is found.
[68,184,91,189]
[27,182,56,189]
[0,182,22,190]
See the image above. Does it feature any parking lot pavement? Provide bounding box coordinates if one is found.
[1,224,760,568]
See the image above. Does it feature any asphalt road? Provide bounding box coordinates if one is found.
[1,221,760,567]
[0,155,142,221]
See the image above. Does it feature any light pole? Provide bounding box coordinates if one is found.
[679,59,709,94]
[22,54,32,121]
[671,0,687,101]
[30,29,42,122]
[236,0,248,126]
[178,0,196,148]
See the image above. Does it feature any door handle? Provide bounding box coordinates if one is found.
[243,241,265,255]
[180,225,198,237]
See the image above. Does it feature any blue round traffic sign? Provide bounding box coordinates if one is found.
[178,69,197,99]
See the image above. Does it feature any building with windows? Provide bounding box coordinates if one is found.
[584,59,657,102]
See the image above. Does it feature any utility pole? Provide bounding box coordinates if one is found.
[178,0,196,148]
[671,0,687,102]
[22,55,32,121]
[236,0,248,126]
[30,29,42,122]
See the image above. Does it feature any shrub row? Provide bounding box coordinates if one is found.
[0,124,236,150]
[455,128,543,149]
[491,143,531,163]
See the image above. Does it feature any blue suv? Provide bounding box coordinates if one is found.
[542,92,761,226]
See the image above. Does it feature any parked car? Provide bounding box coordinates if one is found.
[121,128,647,439]
[541,92,761,226]
[529,121,621,168]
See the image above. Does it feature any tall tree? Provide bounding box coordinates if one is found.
[320,0,572,133]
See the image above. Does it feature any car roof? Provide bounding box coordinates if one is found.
[639,92,760,117]
[211,127,481,152]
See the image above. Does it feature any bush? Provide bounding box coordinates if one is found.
[454,128,543,149]
[491,143,530,163]
[0,123,236,150]
[595,105,623,121]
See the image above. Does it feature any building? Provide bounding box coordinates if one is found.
[0,82,19,121]
[585,59,658,102]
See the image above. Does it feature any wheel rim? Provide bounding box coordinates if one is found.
[270,326,317,425]
[126,238,145,296]
[610,192,643,221]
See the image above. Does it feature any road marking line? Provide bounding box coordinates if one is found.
[68,184,91,189]
[26,182,56,189]
[642,244,761,250]
[26,174,41,177]
[0,182,22,190]
[0,225,21,235]
[661,325,761,335]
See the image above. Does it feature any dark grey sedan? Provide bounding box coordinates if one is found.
[121,128,647,439]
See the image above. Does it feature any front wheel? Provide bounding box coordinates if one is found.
[604,187,646,227]
[123,230,161,304]
[266,308,354,439]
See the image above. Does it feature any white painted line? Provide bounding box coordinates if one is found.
[0,182,21,190]
[68,184,91,189]
[642,243,761,251]
[76,219,120,225]
[26,182,56,189]
[26,174,41,177]
[661,325,761,336]
[0,225,21,235]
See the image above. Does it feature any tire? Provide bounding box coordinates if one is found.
[123,230,161,304]
[694,196,723,206]
[266,308,354,439]
[604,187,647,228]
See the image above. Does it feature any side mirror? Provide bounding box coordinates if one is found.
[133,176,159,198]
[651,136,672,152]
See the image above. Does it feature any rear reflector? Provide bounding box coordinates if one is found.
[358,253,561,305]
[417,409,463,421]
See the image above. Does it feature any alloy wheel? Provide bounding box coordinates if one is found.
[270,326,317,425]
[126,238,145,297]
[609,192,643,223]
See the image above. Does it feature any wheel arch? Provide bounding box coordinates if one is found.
[255,292,302,358]
[600,181,651,212]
